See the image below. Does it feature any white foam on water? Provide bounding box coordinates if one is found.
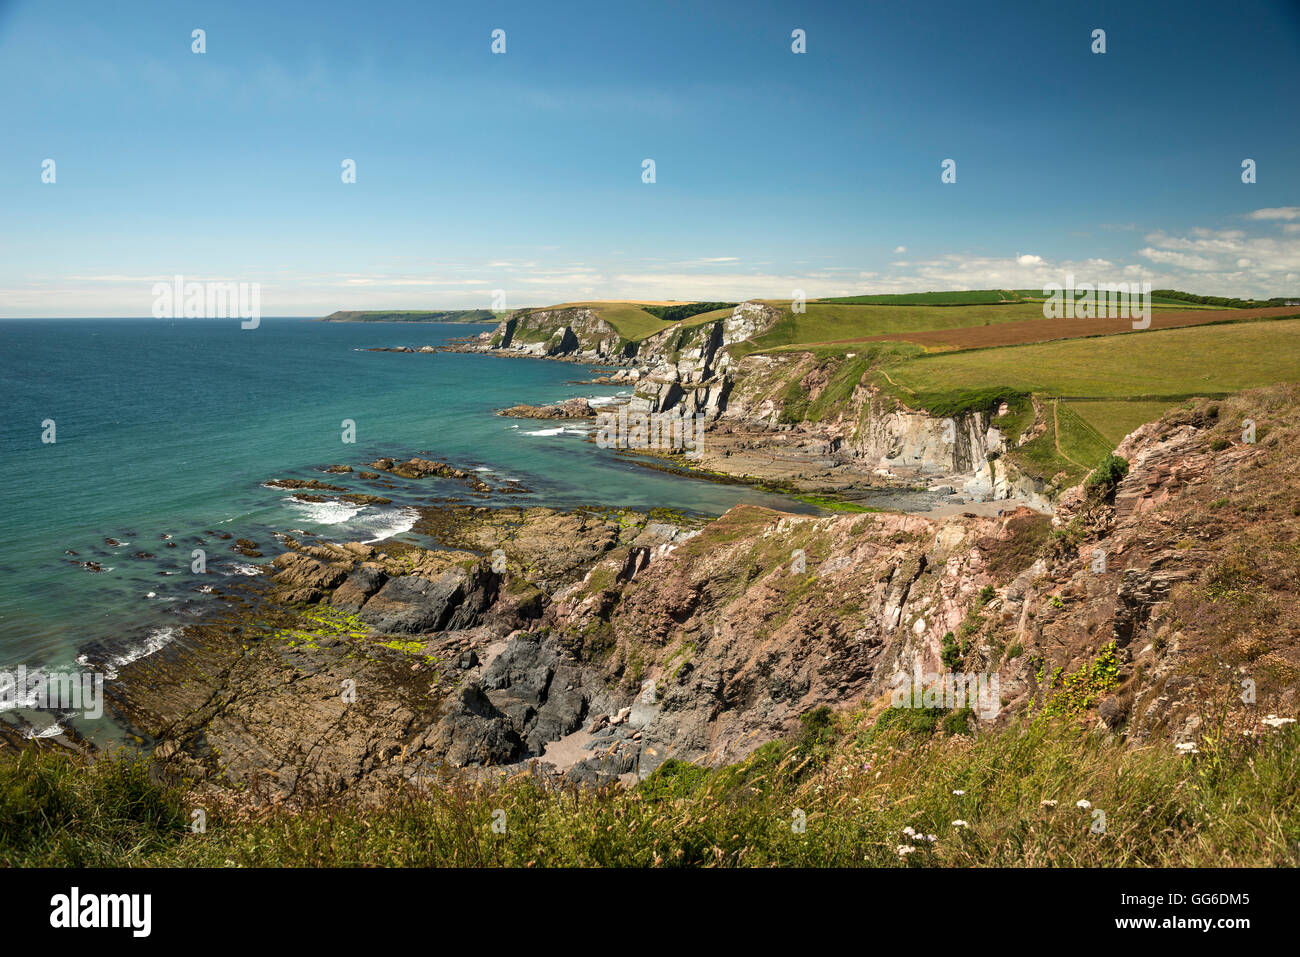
[75,626,178,680]
[287,498,364,525]
[23,721,65,740]
[522,427,588,437]
[0,670,40,709]
[360,506,419,544]
[226,562,263,576]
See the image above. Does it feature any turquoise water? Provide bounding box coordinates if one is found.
[0,318,810,695]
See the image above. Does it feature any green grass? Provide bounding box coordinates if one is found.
[1008,290,1226,308]
[816,290,1028,305]
[1019,401,1116,481]
[642,302,736,323]
[732,302,1048,356]
[878,318,1300,405]
[5,712,1297,867]
[793,493,883,513]
[869,319,1300,481]
[1064,400,1177,446]
[550,302,677,340]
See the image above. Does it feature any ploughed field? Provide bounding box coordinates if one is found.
[819,305,1300,352]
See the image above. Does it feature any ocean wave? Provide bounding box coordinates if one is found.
[224,562,264,576]
[522,426,589,437]
[361,506,418,544]
[23,721,65,740]
[76,626,177,680]
[287,499,364,525]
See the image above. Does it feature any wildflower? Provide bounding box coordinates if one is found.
[925,834,937,842]
[1040,799,1057,809]
[1076,800,1091,810]
[952,820,969,828]
[896,845,916,857]
[1175,741,1199,754]
[902,826,917,837]
[952,789,965,796]
[1262,714,1296,729]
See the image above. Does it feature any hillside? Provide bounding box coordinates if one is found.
[462,293,1300,504]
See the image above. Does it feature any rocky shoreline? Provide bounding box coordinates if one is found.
[82,384,1300,804]
[433,302,1054,513]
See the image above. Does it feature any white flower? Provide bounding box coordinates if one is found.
[952,820,969,828]
[925,834,937,842]
[1175,741,1199,754]
[896,844,916,856]
[1076,800,1092,810]
[952,789,965,796]
[1040,799,1058,809]
[902,826,917,837]
[1262,714,1296,729]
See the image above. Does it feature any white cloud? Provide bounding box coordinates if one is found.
[893,245,906,254]
[1246,207,1300,221]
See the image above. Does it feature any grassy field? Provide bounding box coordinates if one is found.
[528,293,1244,346]
[813,290,1226,308]
[1062,400,1179,446]
[4,711,1296,867]
[839,306,1300,353]
[544,301,679,340]
[877,318,1300,402]
[1009,289,1224,308]
[816,290,1028,305]
[870,318,1300,479]
[732,302,1048,356]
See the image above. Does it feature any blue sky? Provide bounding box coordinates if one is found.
[2,0,1298,315]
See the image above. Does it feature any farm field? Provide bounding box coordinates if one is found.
[815,290,1028,305]
[1008,289,1222,307]
[733,301,1048,355]
[870,317,1300,483]
[800,305,1300,353]
[543,301,682,340]
[876,317,1300,403]
[1062,400,1180,446]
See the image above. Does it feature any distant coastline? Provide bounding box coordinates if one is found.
[318,310,504,323]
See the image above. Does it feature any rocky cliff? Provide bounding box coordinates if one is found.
[474,302,1047,506]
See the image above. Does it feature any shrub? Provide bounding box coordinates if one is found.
[797,705,837,754]
[940,707,973,736]
[941,631,961,669]
[1085,454,1130,500]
